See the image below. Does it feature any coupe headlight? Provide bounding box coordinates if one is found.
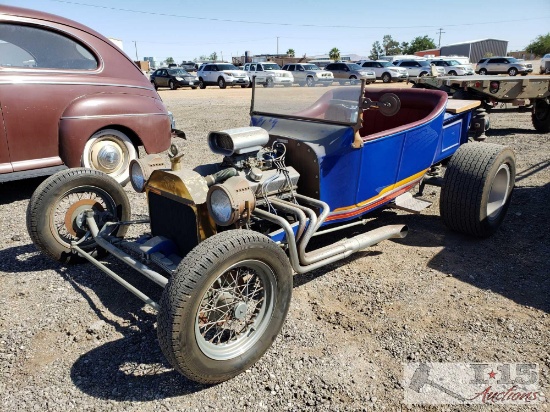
[175,76,184,81]
[129,154,165,193]
[207,176,255,226]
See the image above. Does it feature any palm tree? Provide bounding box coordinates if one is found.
[329,48,340,61]
[286,48,295,57]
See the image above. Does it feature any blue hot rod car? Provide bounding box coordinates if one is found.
[27,82,515,384]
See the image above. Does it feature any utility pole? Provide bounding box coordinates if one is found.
[437,28,445,48]
[133,41,138,60]
[277,37,279,55]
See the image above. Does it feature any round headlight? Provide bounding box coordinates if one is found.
[207,176,255,226]
[209,187,233,224]
[130,160,146,192]
[129,154,165,193]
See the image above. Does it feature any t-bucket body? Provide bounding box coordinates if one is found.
[28,80,515,385]
[250,85,472,228]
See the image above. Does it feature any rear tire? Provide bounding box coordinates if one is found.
[199,78,206,89]
[479,68,487,75]
[26,168,131,263]
[440,143,515,237]
[157,230,292,384]
[532,98,550,133]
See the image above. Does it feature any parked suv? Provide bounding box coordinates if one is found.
[0,5,172,185]
[150,67,199,90]
[281,63,334,86]
[197,63,249,88]
[392,59,445,80]
[358,60,408,83]
[429,59,474,76]
[475,57,532,76]
[244,62,293,87]
[324,62,376,85]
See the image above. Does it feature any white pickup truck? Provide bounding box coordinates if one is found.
[244,62,294,87]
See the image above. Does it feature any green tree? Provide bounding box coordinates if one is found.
[382,35,400,55]
[209,52,218,61]
[526,33,550,56]
[329,47,341,61]
[400,41,410,55]
[286,48,295,57]
[165,57,175,65]
[406,35,436,54]
[369,41,383,60]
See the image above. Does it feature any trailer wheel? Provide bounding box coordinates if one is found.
[532,98,550,133]
[440,143,515,237]
[26,168,130,263]
[157,230,292,384]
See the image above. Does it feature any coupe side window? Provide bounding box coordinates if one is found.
[0,23,98,70]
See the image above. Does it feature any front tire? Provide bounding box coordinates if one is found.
[440,143,515,237]
[169,80,177,90]
[448,70,457,76]
[266,77,274,88]
[81,129,137,186]
[479,68,487,75]
[381,73,391,83]
[157,230,292,384]
[26,168,131,263]
[218,77,226,89]
[508,67,518,76]
[349,75,358,85]
[306,76,315,87]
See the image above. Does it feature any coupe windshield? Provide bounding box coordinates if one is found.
[218,64,238,70]
[263,63,281,70]
[302,64,319,70]
[168,69,189,76]
[252,84,362,125]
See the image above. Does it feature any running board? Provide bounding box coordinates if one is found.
[392,192,432,214]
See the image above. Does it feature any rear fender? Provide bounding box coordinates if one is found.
[59,94,171,167]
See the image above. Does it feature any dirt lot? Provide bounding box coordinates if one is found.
[0,82,548,411]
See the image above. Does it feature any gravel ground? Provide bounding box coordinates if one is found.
[1,82,549,411]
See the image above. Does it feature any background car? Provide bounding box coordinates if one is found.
[244,62,294,87]
[150,67,199,90]
[324,62,376,85]
[392,59,445,80]
[197,63,249,89]
[429,59,474,76]
[0,5,172,185]
[540,53,550,74]
[180,61,196,71]
[357,60,408,83]
[475,57,532,76]
[281,63,334,86]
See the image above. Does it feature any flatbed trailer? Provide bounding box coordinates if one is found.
[415,75,550,133]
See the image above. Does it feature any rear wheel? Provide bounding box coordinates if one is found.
[151,80,158,90]
[532,98,550,133]
[199,78,206,89]
[26,168,131,263]
[381,73,391,83]
[508,67,518,76]
[81,129,137,185]
[479,68,487,75]
[157,230,292,384]
[440,143,515,237]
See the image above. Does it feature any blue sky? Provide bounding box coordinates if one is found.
[4,0,550,62]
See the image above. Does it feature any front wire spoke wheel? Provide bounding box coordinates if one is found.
[195,260,273,360]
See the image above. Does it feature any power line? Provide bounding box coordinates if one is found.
[50,0,550,30]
